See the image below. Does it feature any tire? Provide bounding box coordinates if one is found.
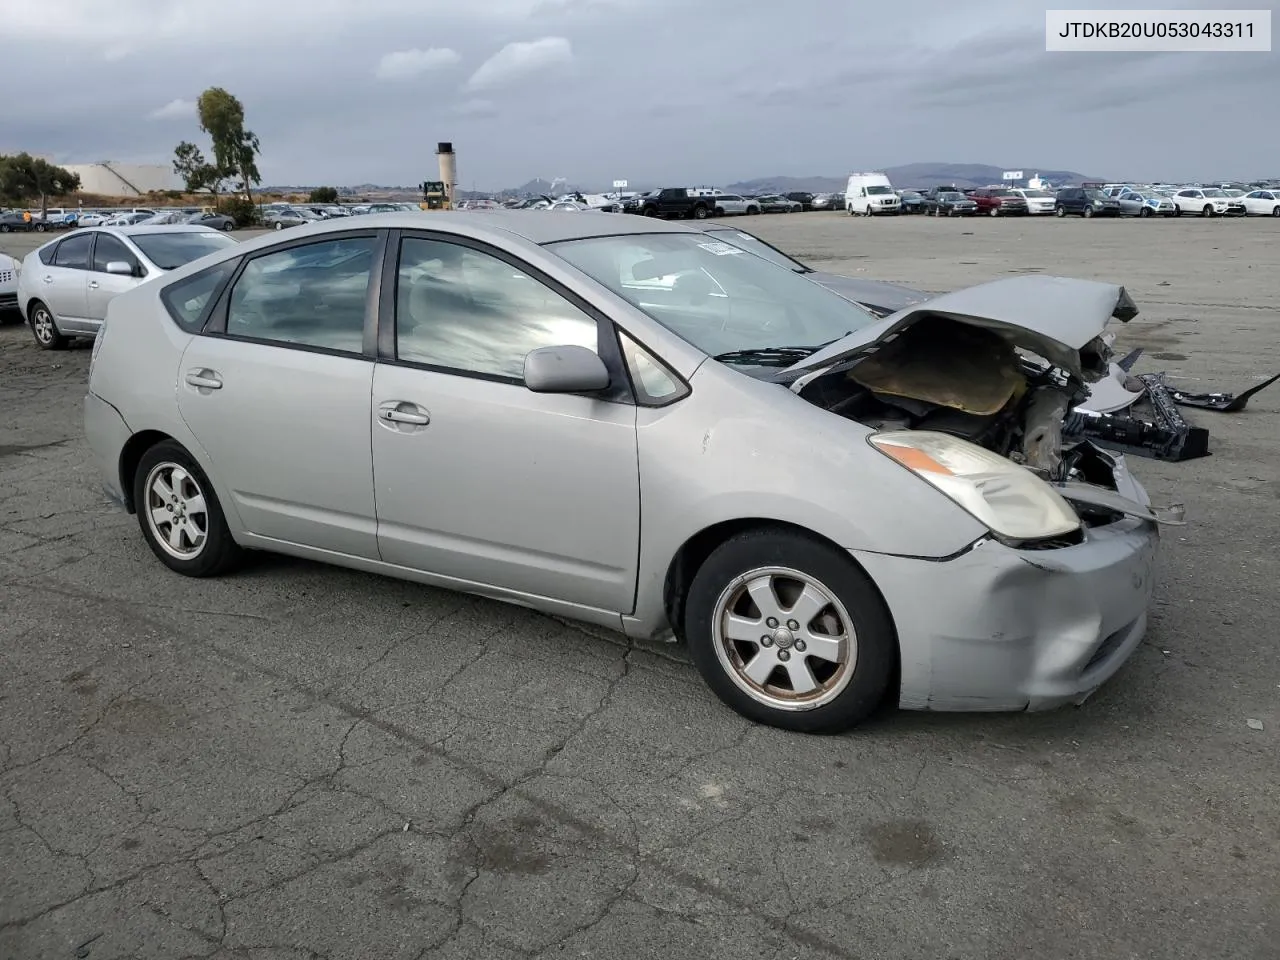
[0,224,9,233]
[747,206,759,215]
[222,221,234,231]
[1202,205,1214,217]
[132,440,244,578]
[35,222,47,232]
[714,207,725,217]
[1054,205,1066,217]
[693,205,709,219]
[684,527,896,733]
[274,221,284,230]
[1272,206,1280,217]
[988,206,1000,217]
[1173,206,1182,217]
[28,301,68,350]
[1139,207,1151,218]
[847,205,856,216]
[642,207,658,218]
[1083,205,1094,219]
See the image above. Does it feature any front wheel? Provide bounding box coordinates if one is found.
[685,528,896,732]
[693,205,709,219]
[1139,207,1151,218]
[35,222,47,232]
[133,440,244,577]
[28,301,68,350]
[1054,205,1066,217]
[274,221,284,230]
[1202,205,1214,217]
[988,206,1000,217]
[1083,205,1094,219]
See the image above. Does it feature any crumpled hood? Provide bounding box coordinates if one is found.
[776,275,1137,385]
[808,272,931,316]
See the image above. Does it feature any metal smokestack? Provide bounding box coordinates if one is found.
[436,142,456,209]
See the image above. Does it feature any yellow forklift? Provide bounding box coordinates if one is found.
[420,181,447,210]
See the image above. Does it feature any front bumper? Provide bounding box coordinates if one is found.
[84,391,131,508]
[853,487,1159,713]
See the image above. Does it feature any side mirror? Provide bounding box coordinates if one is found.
[524,345,610,394]
[105,261,134,276]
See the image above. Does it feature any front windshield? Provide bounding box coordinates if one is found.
[1084,189,1106,199]
[705,228,805,271]
[1022,190,1053,198]
[1202,188,1227,198]
[548,233,879,368]
[865,185,893,195]
[131,231,238,270]
[940,192,964,200]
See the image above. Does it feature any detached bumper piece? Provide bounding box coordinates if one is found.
[1065,364,1279,463]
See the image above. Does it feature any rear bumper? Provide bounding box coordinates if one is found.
[854,477,1159,713]
[84,391,131,508]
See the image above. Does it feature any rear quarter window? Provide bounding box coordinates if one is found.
[160,261,237,333]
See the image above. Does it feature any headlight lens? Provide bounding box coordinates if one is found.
[869,430,1081,542]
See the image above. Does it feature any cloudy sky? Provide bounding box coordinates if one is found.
[2,0,1276,190]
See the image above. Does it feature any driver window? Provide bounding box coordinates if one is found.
[395,237,598,380]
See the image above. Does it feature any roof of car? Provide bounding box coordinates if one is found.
[253,210,702,246]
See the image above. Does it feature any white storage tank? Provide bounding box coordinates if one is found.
[62,162,180,197]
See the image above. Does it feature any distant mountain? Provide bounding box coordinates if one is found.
[725,175,846,194]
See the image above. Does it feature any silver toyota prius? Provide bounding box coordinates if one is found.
[84,211,1166,732]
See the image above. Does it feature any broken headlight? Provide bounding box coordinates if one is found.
[869,430,1081,542]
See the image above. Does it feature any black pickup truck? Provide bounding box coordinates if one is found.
[631,188,717,220]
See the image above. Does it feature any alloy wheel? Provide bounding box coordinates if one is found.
[711,566,856,711]
[144,462,210,560]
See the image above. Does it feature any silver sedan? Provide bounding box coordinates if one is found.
[17,225,239,349]
[84,211,1163,731]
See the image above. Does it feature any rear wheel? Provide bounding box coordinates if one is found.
[1272,206,1280,217]
[685,528,896,733]
[28,301,67,350]
[693,205,709,219]
[988,206,1000,217]
[274,221,284,230]
[133,440,244,578]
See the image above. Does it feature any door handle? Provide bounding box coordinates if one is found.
[42,276,53,283]
[378,402,429,426]
[185,369,223,390]
[88,280,99,289]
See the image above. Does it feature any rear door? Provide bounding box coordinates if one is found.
[41,232,93,329]
[85,232,145,325]
[175,230,384,558]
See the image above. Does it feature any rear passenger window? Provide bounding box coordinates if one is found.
[53,233,92,269]
[226,236,375,354]
[161,262,236,333]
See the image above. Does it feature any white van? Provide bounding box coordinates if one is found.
[845,173,900,216]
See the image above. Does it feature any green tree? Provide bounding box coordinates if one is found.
[308,186,339,203]
[196,88,262,202]
[172,140,226,198]
[0,153,80,216]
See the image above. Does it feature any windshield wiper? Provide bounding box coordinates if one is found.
[712,336,848,366]
[712,346,821,365]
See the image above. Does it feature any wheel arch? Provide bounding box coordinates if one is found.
[118,429,177,513]
[661,517,896,647]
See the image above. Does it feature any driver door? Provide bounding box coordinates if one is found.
[370,233,640,614]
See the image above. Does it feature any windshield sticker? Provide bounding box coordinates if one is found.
[697,241,745,256]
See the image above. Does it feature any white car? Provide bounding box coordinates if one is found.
[76,212,114,227]
[1170,188,1231,217]
[1116,191,1177,218]
[18,225,239,349]
[1241,189,1280,217]
[1010,188,1056,215]
[710,194,760,216]
[0,251,19,316]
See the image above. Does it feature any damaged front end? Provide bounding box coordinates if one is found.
[776,276,1183,535]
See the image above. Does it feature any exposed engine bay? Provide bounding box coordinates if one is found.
[795,313,1141,528]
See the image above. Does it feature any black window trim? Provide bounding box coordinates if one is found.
[200,228,387,362]
[378,228,634,405]
[612,326,692,409]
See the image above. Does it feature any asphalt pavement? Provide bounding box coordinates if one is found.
[1,214,1277,960]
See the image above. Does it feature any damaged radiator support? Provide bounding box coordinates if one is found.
[1063,373,1210,462]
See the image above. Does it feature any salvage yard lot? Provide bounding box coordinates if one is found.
[1,214,1277,960]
